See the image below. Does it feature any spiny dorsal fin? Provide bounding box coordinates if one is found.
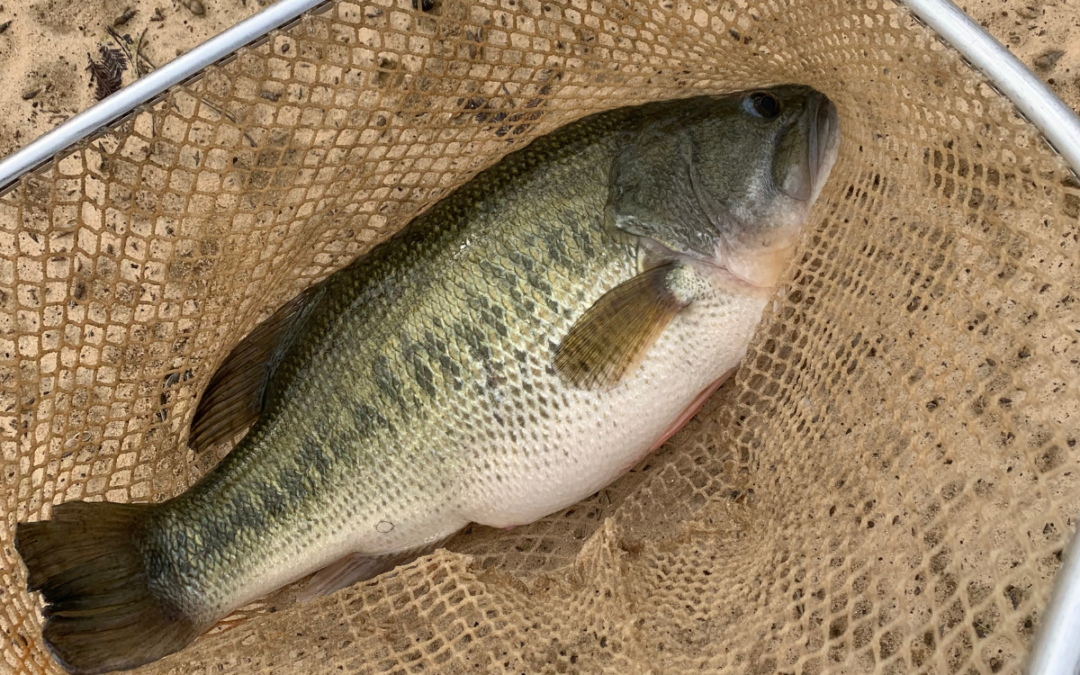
[554,262,701,390]
[190,286,324,453]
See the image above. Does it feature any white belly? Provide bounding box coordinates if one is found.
[324,286,767,562]
[239,286,767,609]
[460,287,767,529]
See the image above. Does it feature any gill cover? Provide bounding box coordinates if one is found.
[605,86,838,283]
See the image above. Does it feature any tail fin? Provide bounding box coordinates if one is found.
[15,501,202,675]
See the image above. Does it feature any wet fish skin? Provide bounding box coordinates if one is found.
[15,86,839,675]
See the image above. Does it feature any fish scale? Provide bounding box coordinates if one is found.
[14,86,839,675]
[152,120,636,617]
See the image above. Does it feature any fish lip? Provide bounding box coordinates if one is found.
[808,96,822,199]
[774,94,840,204]
[809,95,841,203]
[779,101,815,203]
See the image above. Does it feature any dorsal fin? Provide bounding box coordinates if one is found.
[189,286,324,453]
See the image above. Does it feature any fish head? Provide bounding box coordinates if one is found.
[607,86,840,289]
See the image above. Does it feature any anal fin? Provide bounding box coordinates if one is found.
[298,537,455,602]
[650,368,734,452]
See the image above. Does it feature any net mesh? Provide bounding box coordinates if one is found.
[2,0,1078,673]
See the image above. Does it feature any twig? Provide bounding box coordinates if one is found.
[133,27,149,77]
[195,99,257,147]
[105,26,137,66]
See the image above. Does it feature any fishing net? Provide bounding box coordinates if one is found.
[2,0,1077,672]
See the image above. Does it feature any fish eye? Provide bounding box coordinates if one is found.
[745,92,782,120]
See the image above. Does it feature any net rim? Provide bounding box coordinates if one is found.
[901,5,1080,672]
[905,0,1080,175]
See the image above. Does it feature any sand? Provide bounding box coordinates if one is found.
[966,0,1080,112]
[0,0,1076,162]
[0,0,264,158]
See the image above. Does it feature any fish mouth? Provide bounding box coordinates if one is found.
[715,95,839,289]
[807,95,841,204]
[777,93,841,203]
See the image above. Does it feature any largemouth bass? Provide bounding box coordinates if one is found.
[16,86,839,674]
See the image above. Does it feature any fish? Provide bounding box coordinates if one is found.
[15,85,840,675]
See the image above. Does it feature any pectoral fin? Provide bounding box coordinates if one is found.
[554,262,702,390]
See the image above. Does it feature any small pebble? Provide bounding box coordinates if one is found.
[181,0,205,16]
[1034,49,1065,70]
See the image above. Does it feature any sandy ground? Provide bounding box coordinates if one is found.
[0,0,264,158]
[965,0,1080,113]
[0,0,1077,160]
